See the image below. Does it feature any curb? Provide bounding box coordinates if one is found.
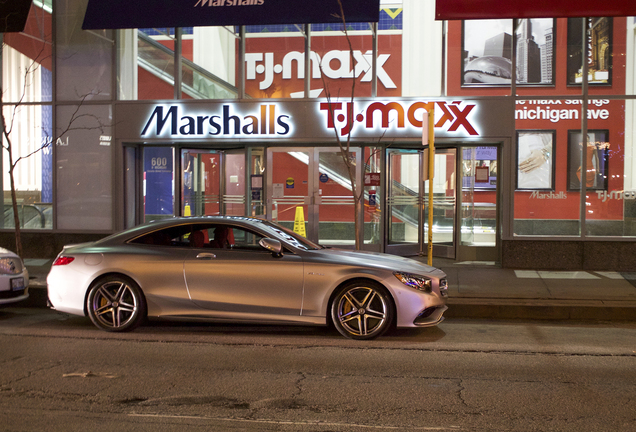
[21,285,636,321]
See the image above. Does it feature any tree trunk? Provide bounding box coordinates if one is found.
[9,156,22,257]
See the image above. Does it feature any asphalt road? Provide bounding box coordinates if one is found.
[1,306,635,431]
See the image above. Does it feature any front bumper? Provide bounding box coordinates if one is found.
[413,304,448,326]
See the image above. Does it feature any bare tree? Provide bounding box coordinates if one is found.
[1,36,105,257]
[318,1,392,250]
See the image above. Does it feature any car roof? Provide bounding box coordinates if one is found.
[95,216,268,244]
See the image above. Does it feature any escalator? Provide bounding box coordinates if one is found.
[137,31,241,100]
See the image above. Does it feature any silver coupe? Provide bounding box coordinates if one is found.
[47,216,448,339]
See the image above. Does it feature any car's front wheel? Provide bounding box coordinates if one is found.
[331,281,394,340]
[86,275,146,332]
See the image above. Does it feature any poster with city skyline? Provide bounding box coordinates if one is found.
[567,18,612,86]
[462,19,555,86]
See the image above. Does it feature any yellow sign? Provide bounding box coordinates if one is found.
[184,204,191,216]
[293,206,306,237]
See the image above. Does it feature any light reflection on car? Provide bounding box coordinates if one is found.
[47,216,448,340]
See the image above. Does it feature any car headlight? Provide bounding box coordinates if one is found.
[393,272,432,292]
[0,257,22,275]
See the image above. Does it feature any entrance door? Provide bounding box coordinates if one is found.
[386,149,422,256]
[457,146,499,261]
[267,147,361,247]
[422,145,499,261]
[181,149,246,217]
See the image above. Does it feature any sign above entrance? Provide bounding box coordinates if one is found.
[83,0,379,30]
[120,98,514,142]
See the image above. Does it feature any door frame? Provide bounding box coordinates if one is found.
[382,143,502,262]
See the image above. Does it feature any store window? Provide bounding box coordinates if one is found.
[56,0,113,101]
[2,0,52,103]
[1,104,52,229]
[511,17,635,238]
[55,105,113,230]
[586,99,636,236]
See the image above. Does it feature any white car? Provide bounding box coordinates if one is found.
[0,248,29,306]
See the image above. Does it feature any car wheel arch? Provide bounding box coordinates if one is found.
[326,277,397,328]
[83,272,147,317]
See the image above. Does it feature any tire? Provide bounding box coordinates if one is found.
[331,281,394,340]
[86,275,147,332]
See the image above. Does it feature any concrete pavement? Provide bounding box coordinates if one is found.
[22,257,636,321]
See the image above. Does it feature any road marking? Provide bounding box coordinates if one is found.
[128,413,461,430]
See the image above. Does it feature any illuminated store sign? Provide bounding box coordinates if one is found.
[83,0,379,30]
[246,50,396,93]
[131,99,500,140]
[141,104,291,138]
[318,100,480,136]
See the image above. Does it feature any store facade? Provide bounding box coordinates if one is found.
[2,0,636,269]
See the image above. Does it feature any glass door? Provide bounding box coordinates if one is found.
[268,149,312,238]
[316,148,360,246]
[224,151,246,216]
[424,149,457,258]
[386,149,421,256]
[180,149,247,217]
[458,146,499,261]
[181,149,222,217]
[267,147,361,247]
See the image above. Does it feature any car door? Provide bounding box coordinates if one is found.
[183,224,304,319]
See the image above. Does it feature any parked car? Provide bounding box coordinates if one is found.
[47,216,448,339]
[0,248,29,306]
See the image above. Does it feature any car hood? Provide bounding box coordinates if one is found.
[304,247,444,276]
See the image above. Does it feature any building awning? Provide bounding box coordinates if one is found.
[0,0,32,33]
[436,0,636,20]
[83,0,379,30]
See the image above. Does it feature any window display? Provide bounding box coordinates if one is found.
[516,131,555,190]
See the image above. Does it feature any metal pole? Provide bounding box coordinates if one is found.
[427,106,435,266]
[304,24,311,98]
[174,28,182,99]
[239,26,246,99]
[580,18,589,239]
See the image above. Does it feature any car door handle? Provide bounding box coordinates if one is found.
[196,253,216,260]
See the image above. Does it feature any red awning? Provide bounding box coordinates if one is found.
[435,0,636,20]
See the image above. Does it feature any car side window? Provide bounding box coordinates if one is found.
[230,227,265,251]
[132,223,275,253]
[131,225,197,247]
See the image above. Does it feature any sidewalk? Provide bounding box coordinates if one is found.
[23,257,636,321]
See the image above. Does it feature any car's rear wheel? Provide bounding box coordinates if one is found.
[331,281,394,340]
[86,275,146,332]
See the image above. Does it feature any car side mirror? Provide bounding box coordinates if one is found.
[259,238,283,257]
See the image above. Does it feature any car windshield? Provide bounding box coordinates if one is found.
[256,220,323,251]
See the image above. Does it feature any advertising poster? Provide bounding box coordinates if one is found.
[567,17,612,86]
[144,147,174,216]
[516,131,555,191]
[462,19,555,86]
[567,130,610,191]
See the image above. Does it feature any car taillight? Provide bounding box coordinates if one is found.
[53,256,75,266]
